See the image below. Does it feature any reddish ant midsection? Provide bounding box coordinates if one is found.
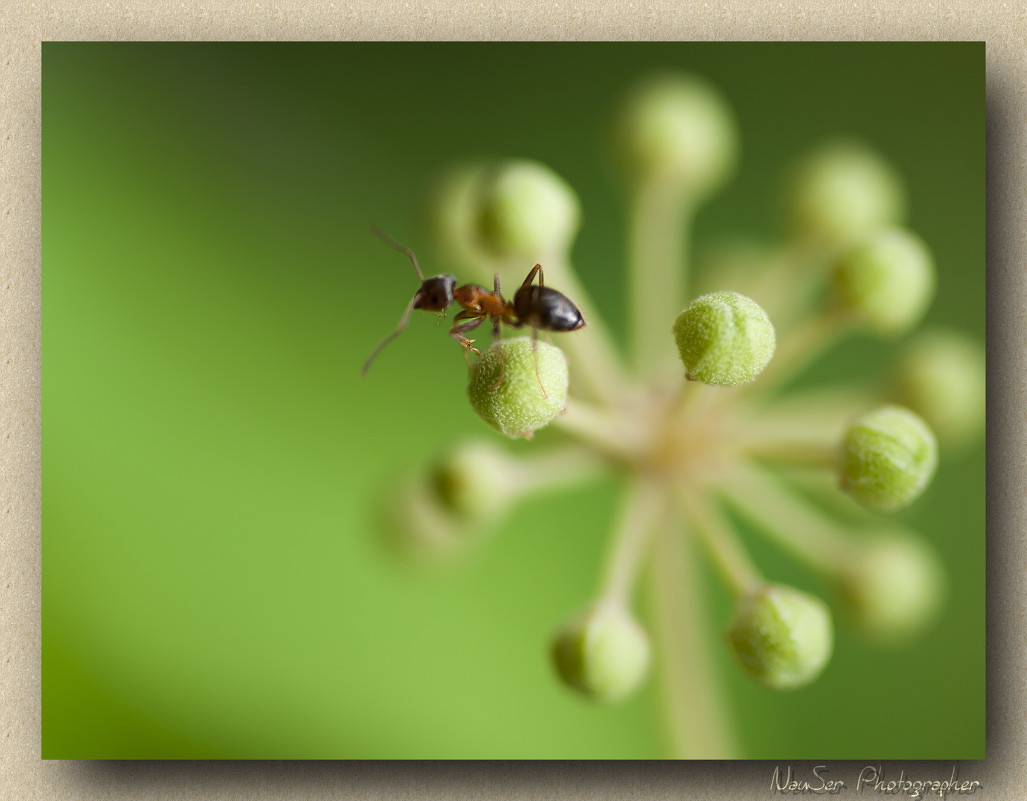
[454,284,514,318]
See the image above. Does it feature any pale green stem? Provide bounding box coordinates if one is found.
[544,254,632,407]
[597,475,662,605]
[651,510,739,758]
[718,462,856,573]
[742,238,830,326]
[744,439,839,470]
[735,385,869,465]
[751,383,878,436]
[627,179,693,377]
[679,490,762,599]
[508,444,611,498]
[553,397,640,461]
[755,305,851,398]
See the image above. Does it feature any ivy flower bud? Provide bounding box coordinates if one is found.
[831,227,935,336]
[551,602,651,703]
[891,329,986,450]
[835,532,945,642]
[614,72,738,198]
[430,440,518,525]
[468,338,569,439]
[786,139,906,246]
[726,584,833,691]
[475,160,581,260]
[424,161,491,277]
[672,291,776,386]
[839,405,938,513]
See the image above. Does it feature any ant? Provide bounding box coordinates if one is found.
[362,227,585,395]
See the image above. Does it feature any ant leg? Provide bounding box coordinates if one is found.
[519,264,543,290]
[488,315,508,390]
[361,290,421,375]
[450,312,485,356]
[531,327,548,400]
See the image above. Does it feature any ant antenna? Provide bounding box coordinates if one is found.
[361,292,421,376]
[370,224,424,282]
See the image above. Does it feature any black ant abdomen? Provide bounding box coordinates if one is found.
[512,265,586,334]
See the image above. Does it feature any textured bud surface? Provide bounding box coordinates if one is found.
[468,338,569,439]
[832,228,935,335]
[551,603,651,703]
[787,139,906,245]
[673,291,775,386]
[615,73,737,197]
[836,533,945,642]
[892,329,986,449]
[726,584,833,690]
[840,405,938,512]
[475,160,581,259]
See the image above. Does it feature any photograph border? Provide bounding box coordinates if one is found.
[2,3,1022,798]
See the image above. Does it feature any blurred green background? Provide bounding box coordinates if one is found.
[42,43,984,759]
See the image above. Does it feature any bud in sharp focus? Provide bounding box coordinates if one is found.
[726,584,833,691]
[831,227,935,336]
[551,602,651,703]
[468,338,569,439]
[673,291,776,386]
[839,405,938,513]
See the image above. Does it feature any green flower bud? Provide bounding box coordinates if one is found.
[891,329,986,450]
[551,602,651,703]
[468,338,569,439]
[786,139,906,246]
[376,468,472,564]
[835,532,945,642]
[423,161,491,279]
[672,291,776,386]
[430,440,518,525]
[832,227,935,336]
[614,72,737,198]
[839,405,938,513]
[475,160,581,260]
[726,584,833,691]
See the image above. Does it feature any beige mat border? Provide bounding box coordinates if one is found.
[1,4,1021,799]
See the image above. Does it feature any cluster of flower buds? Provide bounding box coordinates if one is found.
[369,69,983,755]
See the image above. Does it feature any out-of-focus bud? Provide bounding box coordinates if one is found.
[891,328,986,451]
[831,227,935,336]
[551,601,651,703]
[613,72,738,199]
[474,160,581,261]
[834,531,945,643]
[786,139,906,246]
[430,440,519,525]
[726,584,833,691]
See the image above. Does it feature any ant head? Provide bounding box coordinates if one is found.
[415,274,457,312]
